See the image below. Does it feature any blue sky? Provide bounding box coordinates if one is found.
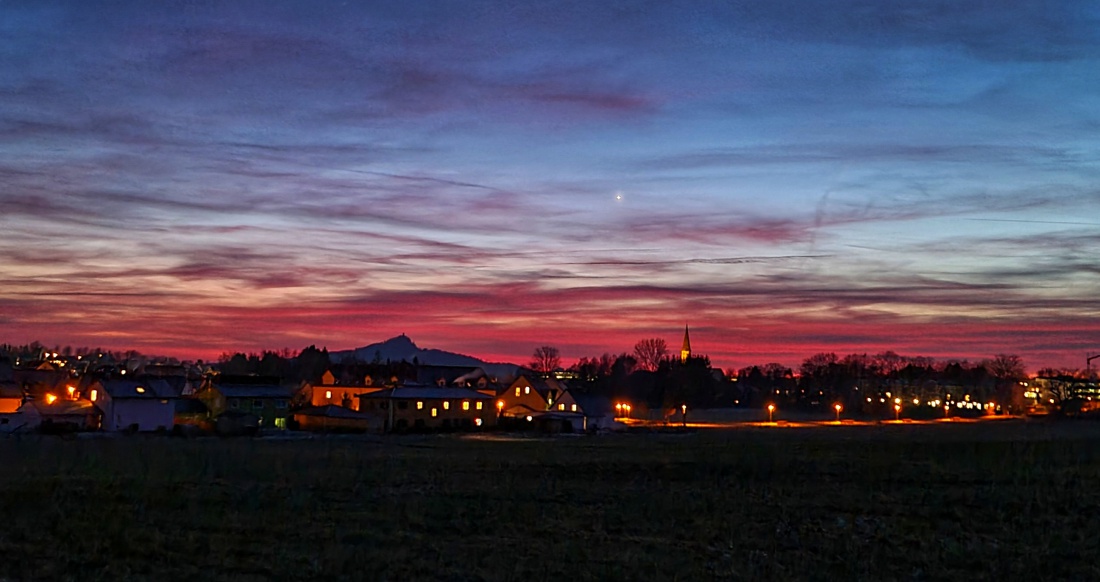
[2,1,1099,369]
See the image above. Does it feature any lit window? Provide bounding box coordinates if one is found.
[417,401,423,410]
[89,389,98,402]
[475,418,483,427]
[571,404,577,412]
[431,408,438,417]
[476,402,483,410]
[515,387,521,397]
[558,404,565,411]
[135,386,145,394]
[275,418,286,429]
[524,386,530,395]
[325,390,332,399]
[443,401,450,410]
[462,401,470,411]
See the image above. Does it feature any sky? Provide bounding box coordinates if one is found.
[2,1,1100,371]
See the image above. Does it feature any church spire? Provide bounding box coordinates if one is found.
[680,325,691,363]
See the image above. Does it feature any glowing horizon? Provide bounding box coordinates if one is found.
[3,1,1099,371]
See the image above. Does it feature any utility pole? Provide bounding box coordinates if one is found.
[1088,353,1100,378]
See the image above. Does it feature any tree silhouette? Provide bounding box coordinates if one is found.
[528,346,562,375]
[633,338,669,371]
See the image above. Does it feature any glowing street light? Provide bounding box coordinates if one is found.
[681,404,687,427]
[834,403,842,422]
[894,404,901,421]
[767,404,775,423]
[616,403,623,417]
[45,393,57,405]
[496,400,504,416]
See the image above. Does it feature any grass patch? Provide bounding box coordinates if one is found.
[1,421,1099,581]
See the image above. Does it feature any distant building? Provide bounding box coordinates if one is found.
[196,375,293,430]
[681,325,692,363]
[358,384,495,432]
[88,378,178,432]
[499,374,569,418]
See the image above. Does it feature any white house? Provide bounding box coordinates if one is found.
[90,378,178,432]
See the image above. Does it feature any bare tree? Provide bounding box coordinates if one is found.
[529,346,562,375]
[633,338,669,371]
[987,354,1027,380]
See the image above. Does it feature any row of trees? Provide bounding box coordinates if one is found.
[529,341,1047,414]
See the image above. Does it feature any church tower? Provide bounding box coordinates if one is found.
[680,325,691,363]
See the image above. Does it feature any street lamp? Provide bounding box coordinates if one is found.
[624,404,631,418]
[767,404,775,423]
[681,404,687,427]
[894,404,901,421]
[616,403,623,417]
[834,403,842,422]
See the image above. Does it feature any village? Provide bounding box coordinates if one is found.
[2,334,1097,438]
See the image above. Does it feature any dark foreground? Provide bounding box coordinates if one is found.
[2,420,1099,581]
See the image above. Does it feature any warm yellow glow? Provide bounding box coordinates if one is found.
[135,386,145,394]
[912,398,919,405]
[681,404,687,414]
[524,386,530,395]
[443,401,450,410]
[89,389,98,402]
[547,397,553,405]
[768,404,775,412]
[558,403,565,411]
[45,394,57,404]
[417,401,423,410]
[515,387,520,397]
[462,401,470,411]
[497,400,504,410]
[893,398,901,405]
[66,385,75,397]
[325,390,332,399]
[475,418,483,427]
[525,415,533,421]
[571,404,577,412]
[476,401,483,410]
[431,408,438,417]
[894,404,901,412]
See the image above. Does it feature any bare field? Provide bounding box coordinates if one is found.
[1,419,1098,581]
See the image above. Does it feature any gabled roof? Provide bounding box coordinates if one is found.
[359,385,494,401]
[98,378,178,399]
[213,384,293,399]
[415,365,482,386]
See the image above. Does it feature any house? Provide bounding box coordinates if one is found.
[548,390,617,432]
[358,384,496,432]
[88,378,178,432]
[196,376,293,429]
[498,374,570,418]
[304,383,382,411]
[13,399,101,433]
[292,405,382,433]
